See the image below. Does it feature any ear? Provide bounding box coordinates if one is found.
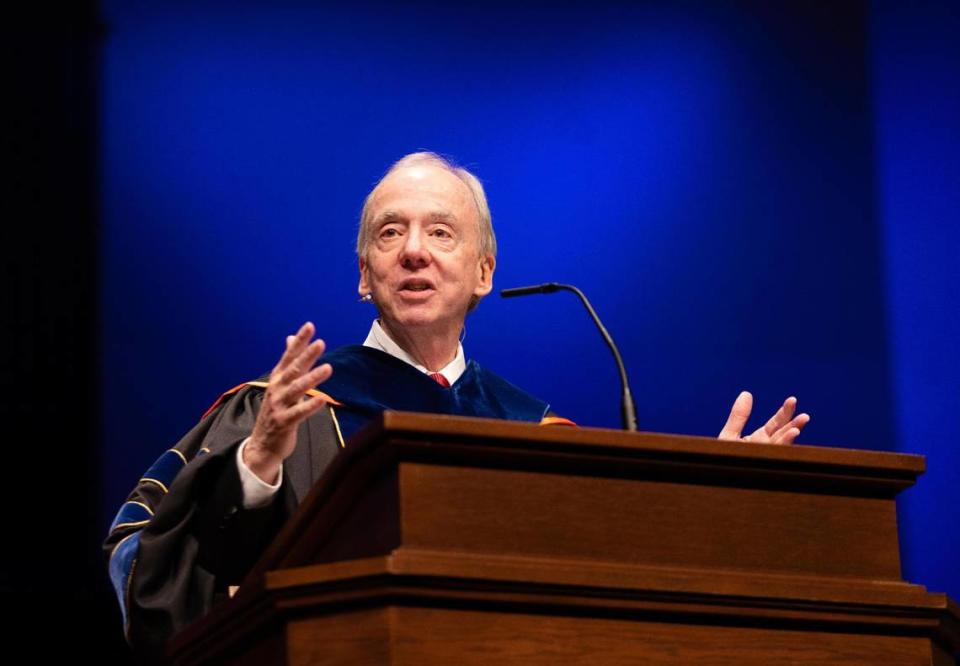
[473,254,496,298]
[358,257,370,297]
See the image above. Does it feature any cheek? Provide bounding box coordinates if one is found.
[367,260,391,282]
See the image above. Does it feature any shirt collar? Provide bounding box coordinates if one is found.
[362,320,466,385]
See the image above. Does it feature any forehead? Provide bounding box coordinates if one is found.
[369,164,478,225]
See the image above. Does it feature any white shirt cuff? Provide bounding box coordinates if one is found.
[236,437,282,509]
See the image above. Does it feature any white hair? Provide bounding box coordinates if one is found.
[356,151,497,261]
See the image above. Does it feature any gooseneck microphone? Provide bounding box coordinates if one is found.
[501,283,638,431]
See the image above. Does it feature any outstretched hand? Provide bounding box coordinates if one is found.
[718,391,809,445]
[244,322,333,483]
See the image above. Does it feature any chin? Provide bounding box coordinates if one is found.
[396,314,443,330]
[394,306,465,333]
[385,306,439,328]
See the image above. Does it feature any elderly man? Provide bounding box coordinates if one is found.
[106,152,809,662]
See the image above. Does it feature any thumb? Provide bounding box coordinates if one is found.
[718,391,753,440]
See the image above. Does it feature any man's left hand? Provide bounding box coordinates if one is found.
[718,391,810,444]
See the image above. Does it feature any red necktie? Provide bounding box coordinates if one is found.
[428,372,450,388]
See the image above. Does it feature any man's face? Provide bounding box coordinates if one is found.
[358,164,495,338]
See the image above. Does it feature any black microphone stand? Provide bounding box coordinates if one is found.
[501,283,638,431]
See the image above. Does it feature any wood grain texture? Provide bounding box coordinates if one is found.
[380,412,924,480]
[399,462,902,578]
[246,411,922,583]
[288,608,390,666]
[177,550,958,664]
[384,606,933,666]
[168,413,958,665]
[269,549,936,611]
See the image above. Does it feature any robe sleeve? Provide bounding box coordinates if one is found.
[103,386,290,665]
[541,410,577,426]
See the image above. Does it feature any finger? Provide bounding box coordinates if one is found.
[773,426,801,445]
[718,391,753,440]
[277,362,333,405]
[275,338,326,388]
[762,396,797,438]
[771,413,810,444]
[274,322,316,373]
[289,337,327,376]
[275,392,328,429]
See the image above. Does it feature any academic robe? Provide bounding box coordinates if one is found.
[104,346,559,664]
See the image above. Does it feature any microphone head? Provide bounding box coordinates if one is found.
[500,283,561,298]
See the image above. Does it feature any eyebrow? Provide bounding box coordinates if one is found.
[373,210,403,226]
[427,211,455,223]
[373,210,457,226]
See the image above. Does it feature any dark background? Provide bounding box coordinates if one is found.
[5,1,957,661]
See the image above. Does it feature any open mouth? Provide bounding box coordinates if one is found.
[399,279,435,292]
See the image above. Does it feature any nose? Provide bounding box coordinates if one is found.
[399,227,431,269]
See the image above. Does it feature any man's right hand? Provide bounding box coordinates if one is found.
[243,322,333,484]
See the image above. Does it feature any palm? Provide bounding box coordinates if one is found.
[718,391,810,445]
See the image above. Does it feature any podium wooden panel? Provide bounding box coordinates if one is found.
[170,412,960,665]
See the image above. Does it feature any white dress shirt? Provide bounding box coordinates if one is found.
[237,321,465,507]
[362,319,466,385]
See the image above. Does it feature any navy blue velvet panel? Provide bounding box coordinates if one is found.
[322,345,549,440]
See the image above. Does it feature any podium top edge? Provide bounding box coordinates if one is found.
[374,411,925,476]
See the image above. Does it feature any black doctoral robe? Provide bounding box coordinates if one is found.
[105,346,559,663]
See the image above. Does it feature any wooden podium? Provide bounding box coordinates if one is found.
[171,412,959,664]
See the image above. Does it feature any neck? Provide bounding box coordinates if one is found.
[379,318,460,372]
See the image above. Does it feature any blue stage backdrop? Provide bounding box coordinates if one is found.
[871,0,960,606]
[98,1,958,602]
